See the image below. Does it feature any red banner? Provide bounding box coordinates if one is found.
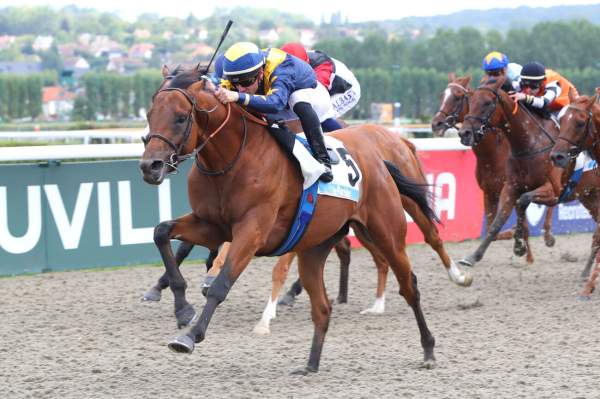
[350,150,483,246]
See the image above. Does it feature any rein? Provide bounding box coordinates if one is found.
[466,85,556,159]
[143,84,249,176]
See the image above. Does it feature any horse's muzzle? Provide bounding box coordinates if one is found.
[550,151,570,169]
[458,127,475,147]
[139,159,167,185]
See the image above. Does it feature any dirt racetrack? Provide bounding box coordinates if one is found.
[1,233,600,399]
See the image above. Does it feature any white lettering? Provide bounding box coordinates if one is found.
[0,186,42,254]
[97,182,112,247]
[44,183,93,250]
[433,173,456,220]
[118,179,172,245]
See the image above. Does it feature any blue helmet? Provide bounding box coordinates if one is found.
[223,42,264,80]
[482,51,509,71]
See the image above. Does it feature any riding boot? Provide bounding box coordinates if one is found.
[293,102,333,182]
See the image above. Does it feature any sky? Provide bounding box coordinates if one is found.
[3,0,600,23]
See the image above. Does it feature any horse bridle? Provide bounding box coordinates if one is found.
[463,86,502,142]
[143,80,247,176]
[556,104,599,159]
[435,82,469,129]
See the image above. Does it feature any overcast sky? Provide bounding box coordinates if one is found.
[3,0,599,23]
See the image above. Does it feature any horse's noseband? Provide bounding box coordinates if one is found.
[557,105,598,159]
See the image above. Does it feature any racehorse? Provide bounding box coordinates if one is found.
[431,73,556,262]
[550,90,600,300]
[458,77,600,277]
[144,66,471,337]
[140,70,438,373]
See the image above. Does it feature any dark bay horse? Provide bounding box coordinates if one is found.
[550,91,600,300]
[140,75,438,373]
[458,77,600,275]
[431,74,555,263]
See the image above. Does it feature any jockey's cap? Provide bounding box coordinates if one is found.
[223,42,264,79]
[482,51,509,71]
[520,62,546,81]
[281,42,309,63]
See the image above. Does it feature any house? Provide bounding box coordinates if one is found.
[259,29,280,44]
[129,43,155,60]
[184,43,214,61]
[32,36,54,52]
[0,61,42,74]
[134,29,151,40]
[299,29,316,47]
[90,35,125,58]
[42,86,76,120]
[58,43,78,59]
[62,56,90,80]
[0,35,16,51]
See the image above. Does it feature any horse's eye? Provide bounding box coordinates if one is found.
[576,121,585,128]
[176,115,187,124]
[483,101,492,107]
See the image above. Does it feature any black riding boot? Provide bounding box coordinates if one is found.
[293,102,333,182]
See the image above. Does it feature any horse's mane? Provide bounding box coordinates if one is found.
[170,69,203,90]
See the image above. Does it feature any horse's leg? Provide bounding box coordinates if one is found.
[142,241,195,302]
[168,218,269,354]
[404,198,472,286]
[512,198,532,261]
[280,236,351,306]
[578,230,600,301]
[334,236,351,304]
[254,252,296,335]
[460,184,517,267]
[290,234,345,375]
[201,242,231,297]
[153,214,222,328]
[579,222,600,279]
[357,214,436,368]
[542,206,556,247]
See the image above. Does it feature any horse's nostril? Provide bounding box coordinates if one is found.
[150,160,164,171]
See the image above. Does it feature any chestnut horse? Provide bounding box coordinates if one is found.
[458,77,600,275]
[550,90,600,300]
[431,73,556,262]
[140,74,438,373]
[146,66,470,338]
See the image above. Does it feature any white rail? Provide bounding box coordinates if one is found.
[0,130,144,144]
[0,137,469,162]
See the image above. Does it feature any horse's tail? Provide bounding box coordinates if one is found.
[384,160,440,224]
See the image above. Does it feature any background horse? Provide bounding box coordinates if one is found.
[431,73,556,262]
[550,91,600,299]
[459,77,600,280]
[140,73,438,374]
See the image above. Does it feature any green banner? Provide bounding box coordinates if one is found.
[0,160,207,276]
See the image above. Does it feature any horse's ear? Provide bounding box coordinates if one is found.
[161,64,170,78]
[448,72,456,82]
[568,88,577,103]
[464,75,472,87]
[589,93,599,109]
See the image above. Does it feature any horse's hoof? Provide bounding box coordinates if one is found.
[513,240,527,257]
[458,258,474,267]
[459,273,474,287]
[360,307,384,315]
[141,287,162,302]
[421,359,436,369]
[545,235,556,247]
[277,293,296,307]
[168,335,195,354]
[576,295,592,302]
[253,320,271,336]
[290,366,317,376]
[175,304,197,329]
[335,296,348,304]
[201,276,216,297]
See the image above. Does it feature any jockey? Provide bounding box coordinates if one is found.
[510,61,579,117]
[481,51,521,91]
[281,42,361,131]
[215,42,333,182]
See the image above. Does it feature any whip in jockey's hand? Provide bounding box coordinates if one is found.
[510,92,527,102]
